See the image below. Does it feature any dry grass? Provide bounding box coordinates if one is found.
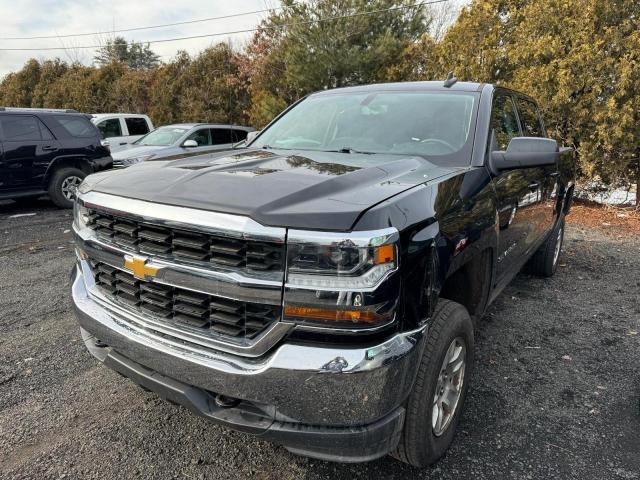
[567,199,640,235]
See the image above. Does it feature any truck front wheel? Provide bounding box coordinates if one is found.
[48,167,86,208]
[394,299,474,467]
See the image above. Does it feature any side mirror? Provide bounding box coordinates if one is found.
[245,130,261,144]
[490,137,559,174]
[183,139,198,148]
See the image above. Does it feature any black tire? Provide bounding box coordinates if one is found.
[48,167,86,208]
[527,217,565,277]
[394,299,474,467]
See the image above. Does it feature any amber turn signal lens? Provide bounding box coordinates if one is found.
[374,244,395,265]
[284,306,383,324]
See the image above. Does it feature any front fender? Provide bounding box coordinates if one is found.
[355,168,498,330]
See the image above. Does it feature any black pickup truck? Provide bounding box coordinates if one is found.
[70,80,575,467]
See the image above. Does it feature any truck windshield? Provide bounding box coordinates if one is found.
[252,91,477,158]
[134,126,188,146]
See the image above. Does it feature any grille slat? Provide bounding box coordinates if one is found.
[86,209,284,271]
[90,262,279,339]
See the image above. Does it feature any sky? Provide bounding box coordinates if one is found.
[0,0,470,78]
[0,0,280,77]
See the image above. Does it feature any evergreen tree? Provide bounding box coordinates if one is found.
[94,36,160,70]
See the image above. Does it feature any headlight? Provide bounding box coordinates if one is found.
[283,228,399,329]
[77,179,93,195]
[73,198,90,230]
[130,154,154,165]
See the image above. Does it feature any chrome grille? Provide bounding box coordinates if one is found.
[90,261,280,338]
[87,209,284,272]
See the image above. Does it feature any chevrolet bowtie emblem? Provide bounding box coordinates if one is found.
[124,255,159,280]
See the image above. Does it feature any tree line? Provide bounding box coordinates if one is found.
[0,0,638,201]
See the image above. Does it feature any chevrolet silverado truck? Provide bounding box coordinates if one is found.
[70,80,575,467]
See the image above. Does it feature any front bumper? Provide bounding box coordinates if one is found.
[71,265,427,461]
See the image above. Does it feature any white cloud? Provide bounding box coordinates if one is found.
[0,0,280,77]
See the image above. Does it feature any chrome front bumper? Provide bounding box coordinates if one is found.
[71,265,427,428]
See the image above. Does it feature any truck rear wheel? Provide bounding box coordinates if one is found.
[48,167,86,208]
[394,299,474,467]
[528,217,565,277]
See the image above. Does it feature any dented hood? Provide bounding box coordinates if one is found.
[86,148,461,230]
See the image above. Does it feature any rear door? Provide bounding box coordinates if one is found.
[124,116,151,145]
[210,128,235,150]
[514,96,557,241]
[231,129,249,144]
[0,114,60,191]
[489,93,540,281]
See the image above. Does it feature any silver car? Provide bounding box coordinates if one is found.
[111,123,254,168]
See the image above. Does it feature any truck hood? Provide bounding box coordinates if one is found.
[86,148,462,230]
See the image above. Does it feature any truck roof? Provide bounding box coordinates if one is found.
[312,81,486,96]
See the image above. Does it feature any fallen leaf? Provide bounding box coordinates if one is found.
[562,355,572,361]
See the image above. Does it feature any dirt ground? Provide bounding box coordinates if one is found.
[0,198,638,480]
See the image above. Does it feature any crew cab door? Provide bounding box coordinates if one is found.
[0,114,60,192]
[95,117,127,152]
[514,96,557,241]
[489,93,547,281]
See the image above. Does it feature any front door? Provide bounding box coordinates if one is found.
[515,95,557,245]
[490,93,544,281]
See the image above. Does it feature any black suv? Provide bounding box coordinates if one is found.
[0,107,112,208]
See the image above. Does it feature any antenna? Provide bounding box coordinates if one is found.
[443,71,458,88]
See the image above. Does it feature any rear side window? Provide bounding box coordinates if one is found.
[125,117,150,136]
[0,115,43,141]
[232,129,248,142]
[96,118,122,138]
[55,115,96,138]
[516,97,544,137]
[211,128,233,145]
[491,94,521,150]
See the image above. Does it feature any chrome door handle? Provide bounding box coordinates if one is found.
[528,182,540,190]
[549,172,560,177]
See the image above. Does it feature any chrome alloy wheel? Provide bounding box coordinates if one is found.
[553,224,564,266]
[432,337,466,436]
[61,175,83,200]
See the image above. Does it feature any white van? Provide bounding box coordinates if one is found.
[91,114,154,153]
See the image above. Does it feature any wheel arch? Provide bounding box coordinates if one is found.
[44,156,92,186]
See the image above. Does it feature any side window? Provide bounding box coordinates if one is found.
[211,128,233,145]
[39,120,55,140]
[232,129,248,142]
[97,118,122,138]
[516,97,544,137]
[125,117,150,136]
[0,115,42,141]
[54,115,96,138]
[491,94,520,150]
[186,128,211,146]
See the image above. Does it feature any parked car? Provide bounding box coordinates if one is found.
[109,123,254,168]
[70,80,575,466]
[0,107,112,208]
[91,114,154,153]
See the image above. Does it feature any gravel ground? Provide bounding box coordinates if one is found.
[1,198,639,480]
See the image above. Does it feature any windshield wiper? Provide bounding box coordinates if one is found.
[327,147,375,154]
